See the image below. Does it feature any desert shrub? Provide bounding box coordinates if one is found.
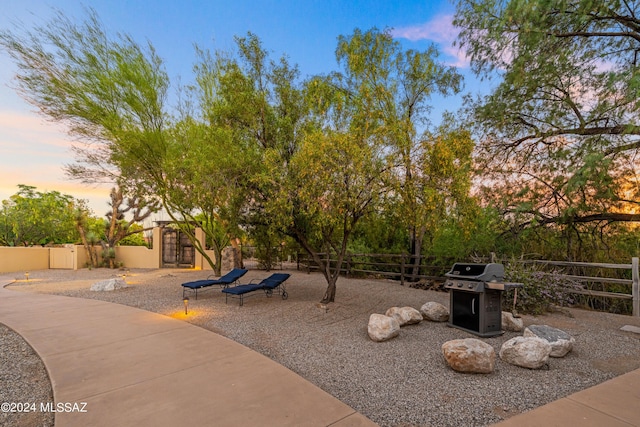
[101,247,117,268]
[503,262,583,315]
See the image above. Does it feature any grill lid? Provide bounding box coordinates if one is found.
[445,263,505,282]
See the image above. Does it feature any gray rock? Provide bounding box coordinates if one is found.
[524,325,575,357]
[420,301,449,322]
[368,313,400,342]
[385,306,422,326]
[620,325,640,334]
[442,338,496,374]
[90,278,127,292]
[500,336,551,369]
[501,311,524,332]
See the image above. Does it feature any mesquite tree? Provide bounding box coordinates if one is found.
[454,0,640,257]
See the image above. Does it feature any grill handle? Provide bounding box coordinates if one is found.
[472,298,475,315]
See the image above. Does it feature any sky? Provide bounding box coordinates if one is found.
[0,0,483,219]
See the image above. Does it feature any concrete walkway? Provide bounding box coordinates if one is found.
[0,283,376,427]
[2,283,639,427]
[493,368,640,427]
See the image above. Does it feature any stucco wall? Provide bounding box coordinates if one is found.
[0,247,50,273]
[193,228,218,271]
[115,245,160,269]
[0,227,183,273]
[74,245,93,269]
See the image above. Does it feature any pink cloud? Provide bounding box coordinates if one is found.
[0,110,73,150]
[390,14,470,68]
[390,14,458,43]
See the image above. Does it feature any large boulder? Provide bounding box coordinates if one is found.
[500,336,551,369]
[368,314,401,342]
[502,311,524,332]
[524,325,575,357]
[442,338,496,374]
[420,301,449,322]
[385,306,422,326]
[90,278,127,292]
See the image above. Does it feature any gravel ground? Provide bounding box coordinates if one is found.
[0,324,54,427]
[2,267,640,427]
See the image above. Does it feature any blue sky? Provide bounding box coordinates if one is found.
[0,0,483,217]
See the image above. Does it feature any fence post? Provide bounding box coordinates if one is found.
[400,254,405,286]
[633,257,639,317]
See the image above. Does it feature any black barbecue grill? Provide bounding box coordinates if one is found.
[444,263,522,337]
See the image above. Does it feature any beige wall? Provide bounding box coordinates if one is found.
[115,245,160,269]
[0,247,50,273]
[74,245,93,269]
[193,228,218,271]
[201,249,217,271]
[0,227,183,273]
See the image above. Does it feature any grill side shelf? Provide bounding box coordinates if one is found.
[483,282,524,291]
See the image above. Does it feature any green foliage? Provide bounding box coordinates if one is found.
[249,223,284,270]
[185,33,306,274]
[117,223,147,246]
[351,209,408,255]
[428,206,501,262]
[0,185,82,246]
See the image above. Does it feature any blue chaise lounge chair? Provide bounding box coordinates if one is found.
[182,268,248,299]
[221,273,290,306]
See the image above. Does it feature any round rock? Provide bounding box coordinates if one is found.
[385,306,422,326]
[524,325,575,357]
[501,311,524,332]
[420,301,449,322]
[500,336,551,369]
[442,338,496,374]
[90,278,128,292]
[368,313,400,342]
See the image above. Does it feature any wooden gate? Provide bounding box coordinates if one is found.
[161,228,195,268]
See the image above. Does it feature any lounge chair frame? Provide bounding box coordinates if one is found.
[181,268,248,299]
[222,273,290,306]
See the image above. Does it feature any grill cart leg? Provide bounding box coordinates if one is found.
[512,288,521,318]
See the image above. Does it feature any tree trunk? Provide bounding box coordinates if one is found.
[291,229,349,304]
[212,245,222,276]
[75,221,97,268]
[410,225,426,280]
[321,277,337,303]
[318,253,344,304]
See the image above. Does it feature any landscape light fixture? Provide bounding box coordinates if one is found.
[183,296,189,315]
